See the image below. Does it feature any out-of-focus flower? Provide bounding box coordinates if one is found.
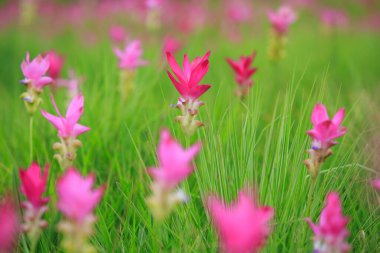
[114,40,148,70]
[19,163,49,246]
[304,103,347,179]
[207,191,274,253]
[0,197,20,253]
[45,50,65,80]
[226,1,252,24]
[306,192,350,253]
[57,168,104,253]
[56,69,83,100]
[372,179,380,191]
[268,6,297,35]
[162,36,182,55]
[166,51,211,135]
[109,25,127,44]
[146,129,200,220]
[227,52,258,97]
[321,9,348,29]
[41,95,90,169]
[20,52,53,113]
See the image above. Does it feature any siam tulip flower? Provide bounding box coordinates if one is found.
[207,191,274,253]
[226,1,252,24]
[146,129,201,221]
[41,95,90,169]
[20,52,53,114]
[113,40,148,99]
[109,25,127,44]
[226,51,258,98]
[166,51,211,135]
[304,103,347,179]
[0,197,20,253]
[306,192,350,253]
[372,179,380,191]
[267,6,297,61]
[19,163,49,249]
[44,50,65,81]
[162,36,182,55]
[57,168,104,253]
[56,69,83,100]
[321,9,348,30]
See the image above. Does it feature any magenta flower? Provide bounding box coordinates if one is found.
[226,1,252,24]
[21,52,53,90]
[113,40,148,70]
[148,129,201,189]
[45,50,65,80]
[321,9,348,28]
[372,179,380,191]
[268,6,297,35]
[19,162,49,209]
[166,51,211,100]
[57,168,104,221]
[0,197,19,252]
[109,25,127,44]
[162,36,182,55]
[307,103,347,150]
[207,191,274,253]
[227,52,258,88]
[41,94,90,139]
[306,192,350,253]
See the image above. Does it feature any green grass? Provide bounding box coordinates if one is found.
[0,20,380,252]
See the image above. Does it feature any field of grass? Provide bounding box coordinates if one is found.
[1,8,380,252]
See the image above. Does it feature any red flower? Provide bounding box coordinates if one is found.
[227,52,258,87]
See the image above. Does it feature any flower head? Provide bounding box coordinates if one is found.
[41,94,90,139]
[306,103,347,149]
[148,129,201,188]
[227,52,258,87]
[268,6,297,35]
[0,197,20,252]
[321,9,348,28]
[113,40,148,70]
[109,25,127,44]
[19,162,49,209]
[207,191,274,253]
[44,50,65,80]
[306,192,350,253]
[21,52,53,90]
[226,1,252,23]
[166,51,211,100]
[57,168,104,221]
[372,179,380,191]
[163,36,182,55]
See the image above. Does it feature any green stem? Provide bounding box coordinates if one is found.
[30,237,37,253]
[302,178,317,247]
[29,115,34,163]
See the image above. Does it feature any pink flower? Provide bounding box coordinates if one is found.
[162,36,182,55]
[41,94,90,139]
[0,197,19,252]
[306,103,347,149]
[113,40,148,70]
[227,52,258,87]
[372,179,380,191]
[226,1,252,23]
[21,52,53,90]
[145,0,162,10]
[268,6,297,35]
[19,162,49,209]
[207,191,274,253]
[45,50,65,80]
[321,9,348,28]
[57,168,104,221]
[306,192,350,253]
[166,51,211,100]
[109,25,127,44]
[148,129,201,188]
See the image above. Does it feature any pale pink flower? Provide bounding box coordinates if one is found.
[41,94,90,139]
[19,162,49,209]
[306,192,350,253]
[148,129,201,188]
[0,197,19,252]
[268,6,297,35]
[57,168,104,221]
[162,36,182,55]
[56,70,83,98]
[372,179,380,191]
[166,51,211,100]
[44,50,65,80]
[207,191,274,253]
[321,9,348,28]
[21,52,53,90]
[113,40,148,70]
[227,52,258,87]
[307,103,347,150]
[109,25,127,44]
[226,1,252,23]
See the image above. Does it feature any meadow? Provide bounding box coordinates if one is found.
[0,1,380,252]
